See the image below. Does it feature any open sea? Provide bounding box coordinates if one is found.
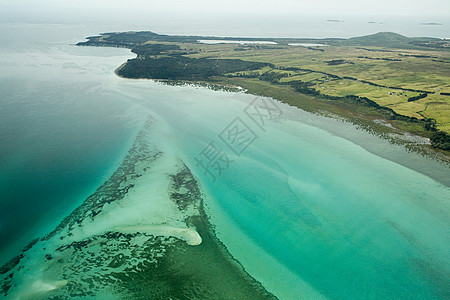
[0,13,449,299]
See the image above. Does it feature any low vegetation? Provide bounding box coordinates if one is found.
[78,31,450,151]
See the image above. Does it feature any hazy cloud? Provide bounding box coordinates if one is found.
[2,0,450,17]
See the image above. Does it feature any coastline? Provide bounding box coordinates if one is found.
[112,62,450,186]
[83,30,449,157]
[113,61,130,79]
[98,34,450,168]
[216,77,450,186]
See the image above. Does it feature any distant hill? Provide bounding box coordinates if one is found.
[349,32,411,45]
[345,32,439,48]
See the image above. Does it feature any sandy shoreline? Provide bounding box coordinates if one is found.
[110,46,449,187]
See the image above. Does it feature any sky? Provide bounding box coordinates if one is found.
[1,0,449,38]
[2,0,450,17]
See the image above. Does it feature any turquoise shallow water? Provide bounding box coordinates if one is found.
[0,22,449,299]
[205,127,449,299]
[115,82,450,299]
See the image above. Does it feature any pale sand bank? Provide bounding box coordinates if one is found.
[198,40,277,45]
[288,43,329,47]
[8,279,68,300]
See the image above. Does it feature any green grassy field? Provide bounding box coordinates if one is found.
[182,43,450,132]
[78,31,450,151]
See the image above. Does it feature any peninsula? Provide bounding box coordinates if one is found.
[78,31,450,156]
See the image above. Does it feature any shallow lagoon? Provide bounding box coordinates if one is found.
[114,80,450,299]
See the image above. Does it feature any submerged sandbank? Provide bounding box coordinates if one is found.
[115,225,202,246]
[0,116,277,300]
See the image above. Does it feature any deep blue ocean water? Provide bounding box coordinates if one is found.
[0,23,144,263]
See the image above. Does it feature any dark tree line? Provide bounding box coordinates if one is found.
[117,56,267,81]
[430,132,450,150]
[357,56,401,61]
[132,44,182,57]
[407,93,428,102]
[326,59,354,65]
